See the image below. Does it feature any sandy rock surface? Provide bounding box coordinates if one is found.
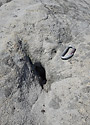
[0,0,90,125]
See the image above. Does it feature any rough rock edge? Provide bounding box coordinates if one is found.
[0,0,12,7]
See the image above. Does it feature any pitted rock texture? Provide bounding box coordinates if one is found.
[0,0,90,125]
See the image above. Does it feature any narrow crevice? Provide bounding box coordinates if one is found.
[34,62,47,89]
[17,54,47,90]
[15,40,47,90]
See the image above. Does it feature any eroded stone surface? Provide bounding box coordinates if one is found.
[0,0,90,125]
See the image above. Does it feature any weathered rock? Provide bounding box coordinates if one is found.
[0,0,90,125]
[0,0,12,7]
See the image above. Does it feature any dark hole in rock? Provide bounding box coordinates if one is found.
[34,62,47,89]
[11,106,15,114]
[51,48,57,54]
[41,109,45,114]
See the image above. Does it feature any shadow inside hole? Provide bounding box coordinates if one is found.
[34,62,47,89]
